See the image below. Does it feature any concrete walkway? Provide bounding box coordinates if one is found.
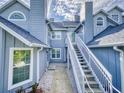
[38,63,73,93]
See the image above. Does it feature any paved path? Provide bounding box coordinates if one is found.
[38,63,73,93]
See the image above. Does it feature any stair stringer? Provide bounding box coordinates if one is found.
[75,44,106,93]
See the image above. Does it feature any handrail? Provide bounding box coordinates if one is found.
[67,34,95,93]
[76,35,121,93]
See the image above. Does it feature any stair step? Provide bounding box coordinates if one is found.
[80,62,87,66]
[78,56,83,59]
[79,59,85,61]
[85,88,103,93]
[76,53,82,55]
[86,75,95,81]
[85,81,99,88]
[74,48,78,49]
[77,53,82,55]
[84,70,92,74]
[82,65,89,69]
[75,50,80,52]
[75,49,80,52]
[79,58,84,60]
[82,66,89,70]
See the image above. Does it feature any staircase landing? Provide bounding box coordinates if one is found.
[38,63,73,93]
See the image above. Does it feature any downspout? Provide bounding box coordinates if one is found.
[113,46,124,93]
[37,47,43,83]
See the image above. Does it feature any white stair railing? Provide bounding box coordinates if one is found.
[67,34,95,93]
[76,35,121,93]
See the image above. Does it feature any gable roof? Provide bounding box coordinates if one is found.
[94,9,108,16]
[88,23,124,47]
[0,16,48,47]
[48,21,79,31]
[48,22,67,31]
[0,0,30,13]
[107,17,119,25]
[107,5,124,12]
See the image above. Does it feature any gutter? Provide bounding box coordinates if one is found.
[37,47,43,83]
[113,46,124,93]
[31,43,49,48]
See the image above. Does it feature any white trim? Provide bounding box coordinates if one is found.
[0,0,30,13]
[51,31,62,40]
[8,48,33,90]
[8,11,26,21]
[0,22,48,47]
[37,47,43,83]
[88,42,124,48]
[17,0,30,9]
[51,48,61,59]
[0,22,32,46]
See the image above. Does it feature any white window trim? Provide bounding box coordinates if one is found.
[96,17,104,27]
[51,32,62,40]
[8,48,33,90]
[8,11,26,21]
[51,48,61,59]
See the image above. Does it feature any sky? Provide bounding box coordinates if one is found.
[0,0,124,21]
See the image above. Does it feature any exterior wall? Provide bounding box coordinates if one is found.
[39,49,49,79]
[93,13,108,36]
[0,27,5,93]
[30,0,48,43]
[90,47,121,91]
[108,8,123,24]
[0,2,30,31]
[0,30,47,93]
[84,1,93,43]
[50,31,67,63]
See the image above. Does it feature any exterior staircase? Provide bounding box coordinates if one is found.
[74,45,103,93]
[66,34,121,93]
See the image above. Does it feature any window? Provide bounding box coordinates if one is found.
[51,32,61,40]
[8,48,33,90]
[51,48,61,59]
[96,17,104,27]
[8,11,26,21]
[112,15,119,22]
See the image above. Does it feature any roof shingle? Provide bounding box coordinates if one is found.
[88,23,124,47]
[0,16,47,47]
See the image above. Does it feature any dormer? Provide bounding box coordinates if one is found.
[93,10,108,36]
[107,6,124,24]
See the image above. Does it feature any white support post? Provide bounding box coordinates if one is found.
[120,52,124,93]
[67,48,70,70]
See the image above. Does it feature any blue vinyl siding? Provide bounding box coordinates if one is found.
[90,47,121,91]
[30,0,48,43]
[0,31,47,93]
[0,2,30,31]
[50,31,67,63]
[0,28,5,93]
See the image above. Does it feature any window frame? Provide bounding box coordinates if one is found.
[111,14,119,22]
[51,48,61,59]
[96,17,104,27]
[8,48,33,90]
[51,31,62,40]
[8,11,26,21]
